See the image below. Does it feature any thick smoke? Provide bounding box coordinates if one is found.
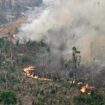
[18,0,105,64]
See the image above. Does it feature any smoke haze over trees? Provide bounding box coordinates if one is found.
[16,0,105,65]
[0,1,105,104]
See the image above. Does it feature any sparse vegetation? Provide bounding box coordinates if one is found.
[0,37,105,105]
[74,92,105,105]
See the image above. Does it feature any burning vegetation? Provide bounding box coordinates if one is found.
[23,65,51,81]
[80,83,95,94]
[0,0,105,105]
[0,36,105,105]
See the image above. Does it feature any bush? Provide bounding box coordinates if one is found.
[52,72,61,81]
[0,91,17,105]
[73,92,105,105]
[32,100,41,105]
[32,93,46,105]
[61,81,72,89]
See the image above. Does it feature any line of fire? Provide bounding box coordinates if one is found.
[22,45,95,95]
[3,31,95,95]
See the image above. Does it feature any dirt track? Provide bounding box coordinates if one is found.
[0,16,27,37]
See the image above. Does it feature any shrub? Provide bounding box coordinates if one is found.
[73,92,105,105]
[0,91,17,105]
[61,81,72,89]
[32,94,45,105]
[52,72,61,81]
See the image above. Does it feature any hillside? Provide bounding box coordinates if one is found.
[0,0,42,25]
[0,16,27,37]
[0,37,105,105]
[0,0,105,105]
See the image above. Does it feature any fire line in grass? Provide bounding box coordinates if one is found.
[23,65,51,81]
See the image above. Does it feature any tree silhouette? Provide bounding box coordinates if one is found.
[72,46,81,80]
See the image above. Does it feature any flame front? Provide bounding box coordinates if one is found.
[23,65,51,81]
[80,83,94,94]
[12,34,16,38]
[80,86,87,93]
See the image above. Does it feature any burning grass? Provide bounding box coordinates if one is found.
[0,37,105,105]
[23,65,51,81]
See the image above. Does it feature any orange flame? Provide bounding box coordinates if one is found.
[23,65,51,81]
[12,34,16,38]
[80,83,94,93]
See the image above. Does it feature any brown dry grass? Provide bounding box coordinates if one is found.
[0,16,27,37]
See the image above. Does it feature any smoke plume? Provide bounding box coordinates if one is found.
[17,0,105,64]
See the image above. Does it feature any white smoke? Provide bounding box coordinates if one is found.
[18,0,105,64]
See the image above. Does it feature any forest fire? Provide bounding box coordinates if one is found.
[12,34,16,39]
[80,83,95,94]
[23,65,51,81]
